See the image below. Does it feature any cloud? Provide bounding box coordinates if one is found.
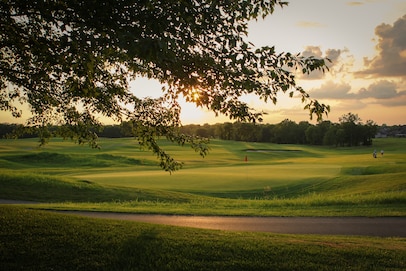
[325,49,342,64]
[356,14,406,78]
[357,80,399,99]
[309,79,406,107]
[302,46,323,58]
[299,47,345,80]
[308,81,354,99]
[296,46,324,80]
[379,94,406,106]
[360,81,406,106]
[332,100,368,111]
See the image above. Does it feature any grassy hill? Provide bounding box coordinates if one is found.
[0,137,405,216]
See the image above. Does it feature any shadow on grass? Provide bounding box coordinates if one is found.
[115,230,165,270]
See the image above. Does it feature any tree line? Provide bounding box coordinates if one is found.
[181,113,379,147]
[2,113,404,147]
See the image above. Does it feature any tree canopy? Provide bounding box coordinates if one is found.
[1,0,330,171]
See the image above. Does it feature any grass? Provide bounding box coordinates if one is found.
[0,137,405,216]
[0,137,405,270]
[1,206,405,271]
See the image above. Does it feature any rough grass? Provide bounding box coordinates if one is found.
[0,170,198,203]
[1,206,405,271]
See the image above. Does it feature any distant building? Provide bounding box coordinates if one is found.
[375,132,387,138]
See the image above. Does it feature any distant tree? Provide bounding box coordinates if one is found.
[0,123,16,138]
[196,127,209,138]
[99,125,122,138]
[1,0,330,171]
[120,121,135,137]
[305,125,321,145]
[323,123,339,146]
[338,113,377,146]
[297,121,311,144]
[335,128,346,147]
[180,124,200,136]
[233,122,260,142]
[259,124,274,142]
[361,120,378,145]
[339,113,362,124]
[202,123,216,138]
[273,119,297,144]
[339,113,362,146]
[217,122,234,141]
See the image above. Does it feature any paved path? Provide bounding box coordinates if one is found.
[59,211,406,237]
[2,200,405,237]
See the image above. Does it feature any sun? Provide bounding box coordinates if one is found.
[190,87,200,102]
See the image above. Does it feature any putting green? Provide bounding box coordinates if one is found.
[72,163,342,192]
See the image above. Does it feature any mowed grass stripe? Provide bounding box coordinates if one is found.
[72,164,341,193]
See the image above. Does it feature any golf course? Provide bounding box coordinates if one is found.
[1,137,405,270]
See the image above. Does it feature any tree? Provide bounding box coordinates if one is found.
[339,113,362,146]
[273,119,297,144]
[338,113,377,146]
[305,125,319,145]
[297,121,311,144]
[1,0,330,171]
[361,120,378,145]
[322,123,339,146]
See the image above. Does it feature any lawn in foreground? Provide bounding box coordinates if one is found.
[1,206,405,271]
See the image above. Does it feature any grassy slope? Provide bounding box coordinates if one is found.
[1,206,405,271]
[0,137,405,216]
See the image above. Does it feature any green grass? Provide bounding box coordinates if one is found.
[1,206,405,271]
[0,137,405,216]
[1,137,405,270]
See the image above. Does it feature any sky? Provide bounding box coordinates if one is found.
[169,0,406,125]
[1,0,405,126]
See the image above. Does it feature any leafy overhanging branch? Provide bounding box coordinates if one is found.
[1,0,330,171]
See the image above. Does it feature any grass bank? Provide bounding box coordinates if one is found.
[1,170,405,216]
[1,206,405,271]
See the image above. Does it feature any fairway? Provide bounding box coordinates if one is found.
[72,164,340,193]
[0,137,405,216]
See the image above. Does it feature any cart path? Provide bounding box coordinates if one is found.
[58,211,406,237]
[1,200,405,237]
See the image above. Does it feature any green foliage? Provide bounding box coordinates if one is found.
[178,114,378,146]
[1,0,330,171]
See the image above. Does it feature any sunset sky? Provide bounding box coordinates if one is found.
[1,0,405,126]
[166,0,406,125]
